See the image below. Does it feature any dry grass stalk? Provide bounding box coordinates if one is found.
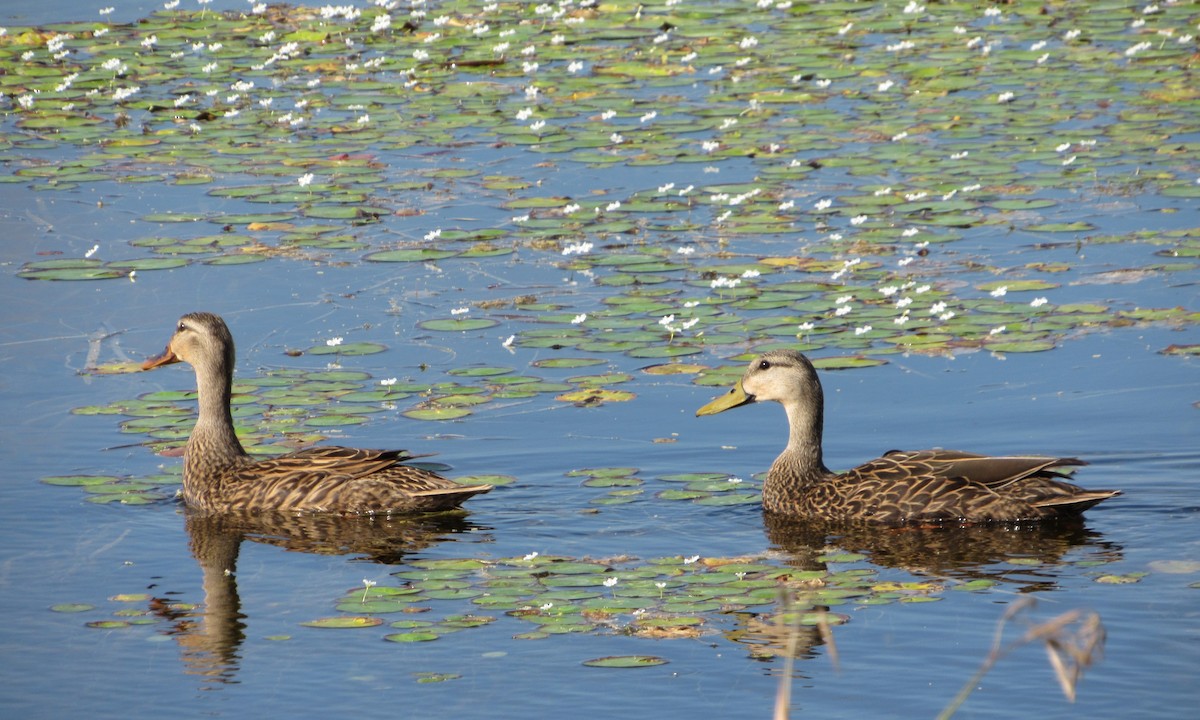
[937,596,1105,719]
[773,590,839,720]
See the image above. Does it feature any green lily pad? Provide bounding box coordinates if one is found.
[306,342,388,356]
[365,249,460,262]
[50,603,96,613]
[383,632,440,642]
[402,407,472,421]
[418,318,500,332]
[300,616,385,629]
[582,655,670,668]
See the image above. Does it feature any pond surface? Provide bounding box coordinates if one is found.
[1,1,1198,719]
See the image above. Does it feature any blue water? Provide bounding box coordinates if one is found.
[2,2,1199,719]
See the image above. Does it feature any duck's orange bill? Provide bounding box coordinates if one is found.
[141,347,180,371]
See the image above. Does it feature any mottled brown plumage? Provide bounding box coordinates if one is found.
[141,312,491,514]
[697,349,1119,523]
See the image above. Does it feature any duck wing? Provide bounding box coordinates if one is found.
[217,447,491,513]
[833,450,1116,522]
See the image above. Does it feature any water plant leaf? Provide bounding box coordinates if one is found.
[582,655,669,668]
[301,616,385,629]
[418,318,501,332]
[306,342,387,356]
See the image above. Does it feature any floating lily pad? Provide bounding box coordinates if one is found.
[301,616,385,629]
[402,407,472,421]
[365,249,460,262]
[306,342,388,356]
[383,631,440,642]
[50,603,96,613]
[582,655,669,668]
[418,318,500,332]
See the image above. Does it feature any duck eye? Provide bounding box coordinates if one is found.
[758,359,771,370]
[177,322,187,332]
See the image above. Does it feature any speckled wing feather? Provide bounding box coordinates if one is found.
[823,450,1108,523]
[207,446,491,514]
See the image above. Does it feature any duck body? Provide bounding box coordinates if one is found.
[143,312,491,514]
[697,349,1119,523]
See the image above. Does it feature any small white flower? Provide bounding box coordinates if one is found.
[540,603,553,611]
[502,335,515,348]
[297,173,314,187]
[798,321,815,332]
[850,215,868,225]
[855,325,872,336]
[571,313,587,324]
[1030,297,1048,308]
[603,577,618,588]
[675,246,694,255]
[930,301,948,315]
[835,305,852,317]
[523,551,539,561]
[561,241,593,256]
[989,286,1008,298]
[989,325,1006,336]
[814,198,832,210]
[85,244,100,259]
[450,307,470,315]
[835,295,853,305]
[325,337,343,347]
[683,555,700,565]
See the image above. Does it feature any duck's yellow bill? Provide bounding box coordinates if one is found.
[696,380,754,416]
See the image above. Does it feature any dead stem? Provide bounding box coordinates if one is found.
[937,597,1105,720]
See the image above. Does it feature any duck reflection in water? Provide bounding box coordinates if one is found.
[725,516,1122,664]
[156,509,488,684]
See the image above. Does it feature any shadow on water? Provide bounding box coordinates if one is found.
[161,510,487,685]
[724,515,1123,666]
